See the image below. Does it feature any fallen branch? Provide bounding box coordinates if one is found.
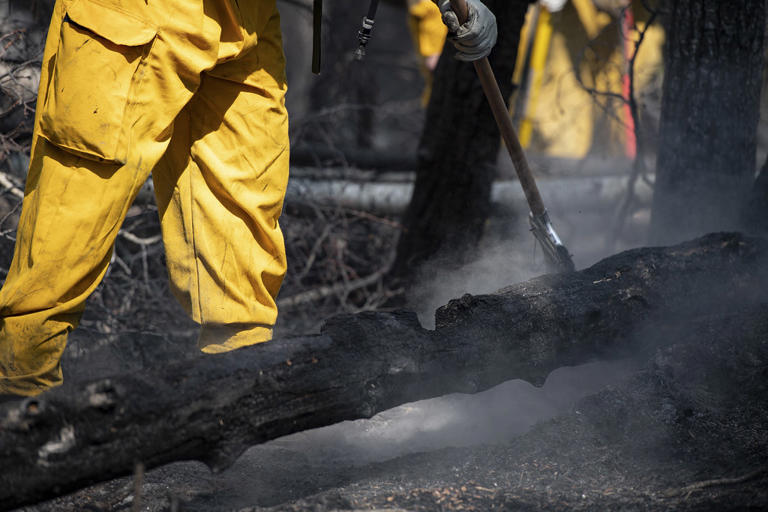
[278,266,389,308]
[664,469,768,497]
[130,462,145,512]
[0,170,23,199]
[287,174,653,216]
[1,232,767,510]
[118,230,162,246]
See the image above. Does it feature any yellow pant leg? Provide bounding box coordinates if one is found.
[0,0,233,395]
[0,143,150,396]
[153,1,289,354]
[0,0,290,394]
[0,0,153,396]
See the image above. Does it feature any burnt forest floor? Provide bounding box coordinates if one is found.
[21,303,768,512]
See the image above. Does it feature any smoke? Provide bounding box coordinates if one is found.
[406,181,651,329]
[407,237,543,329]
[157,358,639,510]
[263,359,639,465]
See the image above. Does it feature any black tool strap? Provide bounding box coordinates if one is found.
[312,0,322,74]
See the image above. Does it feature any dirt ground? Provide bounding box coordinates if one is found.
[19,302,768,512]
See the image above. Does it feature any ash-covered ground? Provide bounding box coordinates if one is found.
[21,302,768,512]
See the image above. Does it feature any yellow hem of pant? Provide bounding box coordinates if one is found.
[0,325,274,396]
[198,324,273,354]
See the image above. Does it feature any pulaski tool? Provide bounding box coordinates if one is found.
[448,0,575,272]
[354,0,381,60]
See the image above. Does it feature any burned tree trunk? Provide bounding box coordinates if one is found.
[649,0,766,244]
[391,0,530,279]
[743,154,768,236]
[2,232,768,510]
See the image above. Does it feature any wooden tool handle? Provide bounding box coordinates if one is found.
[449,0,547,216]
[474,59,547,215]
[449,0,470,23]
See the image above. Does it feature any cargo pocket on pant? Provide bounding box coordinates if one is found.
[38,0,157,164]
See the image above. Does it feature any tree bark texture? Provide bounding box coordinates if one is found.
[391,0,531,278]
[2,232,768,510]
[649,0,766,244]
[743,153,768,236]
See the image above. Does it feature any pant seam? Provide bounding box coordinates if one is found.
[187,148,204,324]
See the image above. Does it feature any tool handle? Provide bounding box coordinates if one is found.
[448,0,469,23]
[366,0,380,19]
[448,0,547,216]
[474,58,547,215]
[449,0,573,274]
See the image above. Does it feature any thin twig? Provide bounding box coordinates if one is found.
[0,171,24,199]
[298,222,333,280]
[130,461,145,512]
[119,230,162,246]
[278,266,389,308]
[573,18,631,109]
[608,7,659,249]
[664,468,767,497]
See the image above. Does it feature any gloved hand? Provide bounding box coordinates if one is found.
[436,0,497,62]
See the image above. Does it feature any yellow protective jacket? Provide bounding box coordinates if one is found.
[406,0,447,104]
[0,0,290,396]
[407,0,447,59]
[516,0,663,158]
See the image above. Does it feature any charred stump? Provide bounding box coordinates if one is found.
[2,232,768,509]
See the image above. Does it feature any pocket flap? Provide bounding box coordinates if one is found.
[66,0,156,46]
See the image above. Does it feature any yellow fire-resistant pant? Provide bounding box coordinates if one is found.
[0,0,289,396]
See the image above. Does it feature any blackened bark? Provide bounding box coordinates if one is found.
[391,0,530,278]
[649,0,766,244]
[3,232,768,510]
[743,154,768,235]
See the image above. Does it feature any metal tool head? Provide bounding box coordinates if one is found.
[529,210,576,273]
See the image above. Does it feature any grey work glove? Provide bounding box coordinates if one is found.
[436,0,498,61]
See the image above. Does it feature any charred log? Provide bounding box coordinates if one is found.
[2,232,768,509]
